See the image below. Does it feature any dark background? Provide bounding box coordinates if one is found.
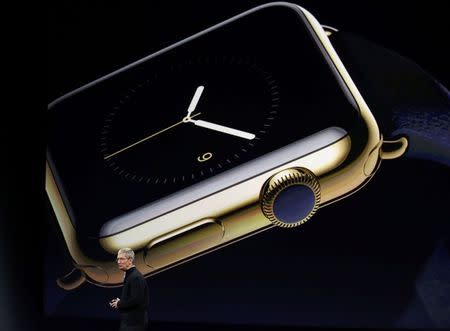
[4,1,450,331]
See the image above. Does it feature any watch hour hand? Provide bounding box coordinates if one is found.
[184,85,204,121]
[190,119,256,140]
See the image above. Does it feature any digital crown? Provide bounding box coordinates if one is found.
[260,167,321,228]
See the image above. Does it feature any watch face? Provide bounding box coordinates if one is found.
[47,4,361,238]
[100,55,279,185]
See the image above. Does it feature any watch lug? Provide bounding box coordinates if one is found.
[56,267,86,290]
[322,25,339,36]
[380,136,408,160]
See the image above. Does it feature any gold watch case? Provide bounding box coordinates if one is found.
[46,3,407,289]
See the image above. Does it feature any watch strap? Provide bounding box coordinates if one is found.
[329,31,450,328]
[328,32,450,166]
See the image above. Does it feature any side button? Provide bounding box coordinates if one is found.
[144,218,224,269]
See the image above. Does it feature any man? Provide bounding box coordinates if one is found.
[110,248,150,331]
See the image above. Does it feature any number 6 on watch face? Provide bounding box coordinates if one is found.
[197,152,213,162]
[46,2,382,289]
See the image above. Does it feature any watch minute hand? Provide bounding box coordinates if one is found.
[191,119,255,140]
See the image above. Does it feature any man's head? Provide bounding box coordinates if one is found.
[117,248,135,271]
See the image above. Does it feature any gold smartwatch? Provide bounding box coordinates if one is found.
[46,2,450,290]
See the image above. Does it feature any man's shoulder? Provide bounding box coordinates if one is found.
[130,267,145,279]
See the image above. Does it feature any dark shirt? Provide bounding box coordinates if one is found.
[117,266,149,326]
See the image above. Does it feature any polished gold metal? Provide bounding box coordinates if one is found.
[301,6,382,204]
[144,218,224,268]
[380,136,408,160]
[104,112,201,159]
[260,168,320,228]
[46,4,386,290]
